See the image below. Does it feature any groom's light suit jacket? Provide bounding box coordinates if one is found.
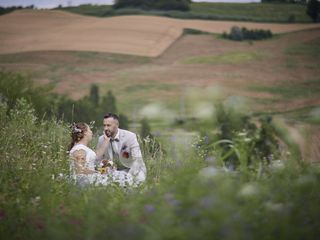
[97,128,146,183]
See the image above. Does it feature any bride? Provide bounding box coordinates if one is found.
[68,122,133,187]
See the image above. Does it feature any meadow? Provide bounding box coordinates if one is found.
[1,92,320,239]
[1,3,320,239]
[63,2,312,23]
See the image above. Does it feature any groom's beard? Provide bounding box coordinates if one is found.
[105,130,112,137]
[105,130,118,138]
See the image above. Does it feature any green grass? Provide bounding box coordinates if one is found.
[0,51,150,65]
[182,51,267,64]
[190,2,311,22]
[58,4,112,17]
[248,79,320,99]
[1,99,320,239]
[285,37,320,57]
[255,105,320,125]
[284,37,320,69]
[281,106,320,124]
[73,51,151,64]
[60,2,312,23]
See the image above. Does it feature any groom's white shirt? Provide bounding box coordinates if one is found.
[97,128,146,183]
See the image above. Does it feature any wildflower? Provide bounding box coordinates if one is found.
[270,160,284,171]
[265,201,284,212]
[204,156,216,165]
[238,132,247,137]
[199,166,219,178]
[143,136,151,143]
[30,196,41,206]
[238,183,259,197]
[144,204,155,214]
[163,193,180,207]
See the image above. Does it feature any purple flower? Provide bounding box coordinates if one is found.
[163,193,181,207]
[144,204,155,214]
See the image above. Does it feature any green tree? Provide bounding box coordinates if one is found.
[306,0,320,22]
[0,71,51,116]
[100,90,117,114]
[119,113,129,130]
[89,84,100,107]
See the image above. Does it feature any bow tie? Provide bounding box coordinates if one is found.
[110,138,119,142]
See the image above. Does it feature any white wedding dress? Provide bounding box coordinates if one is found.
[69,144,133,187]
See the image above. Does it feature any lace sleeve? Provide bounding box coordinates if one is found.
[70,149,87,174]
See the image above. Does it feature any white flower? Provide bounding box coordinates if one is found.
[265,201,284,212]
[199,166,220,179]
[270,160,285,171]
[239,183,259,197]
[30,196,41,206]
[238,132,247,137]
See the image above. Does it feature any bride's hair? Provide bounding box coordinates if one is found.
[68,122,88,151]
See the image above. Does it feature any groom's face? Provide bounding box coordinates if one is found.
[103,117,119,138]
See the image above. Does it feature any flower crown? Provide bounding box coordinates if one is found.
[71,123,82,133]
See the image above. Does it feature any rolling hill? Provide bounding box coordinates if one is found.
[0,9,319,57]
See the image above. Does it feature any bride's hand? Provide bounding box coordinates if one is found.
[103,130,111,142]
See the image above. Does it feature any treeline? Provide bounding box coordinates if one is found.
[306,0,320,22]
[0,5,34,15]
[113,0,191,11]
[0,71,129,129]
[261,0,307,3]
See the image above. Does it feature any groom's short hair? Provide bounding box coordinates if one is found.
[104,112,119,121]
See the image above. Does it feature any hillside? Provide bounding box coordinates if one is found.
[0,9,319,162]
[0,10,319,57]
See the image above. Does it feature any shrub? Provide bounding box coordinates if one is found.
[224,26,273,41]
[183,28,210,35]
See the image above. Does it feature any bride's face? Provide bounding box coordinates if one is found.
[84,124,93,141]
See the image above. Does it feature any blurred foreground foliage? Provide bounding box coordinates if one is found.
[1,73,320,239]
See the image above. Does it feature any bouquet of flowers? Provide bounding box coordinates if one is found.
[98,159,115,174]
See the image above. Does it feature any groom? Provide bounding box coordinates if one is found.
[96,113,146,184]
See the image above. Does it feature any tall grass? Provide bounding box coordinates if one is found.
[1,98,320,239]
